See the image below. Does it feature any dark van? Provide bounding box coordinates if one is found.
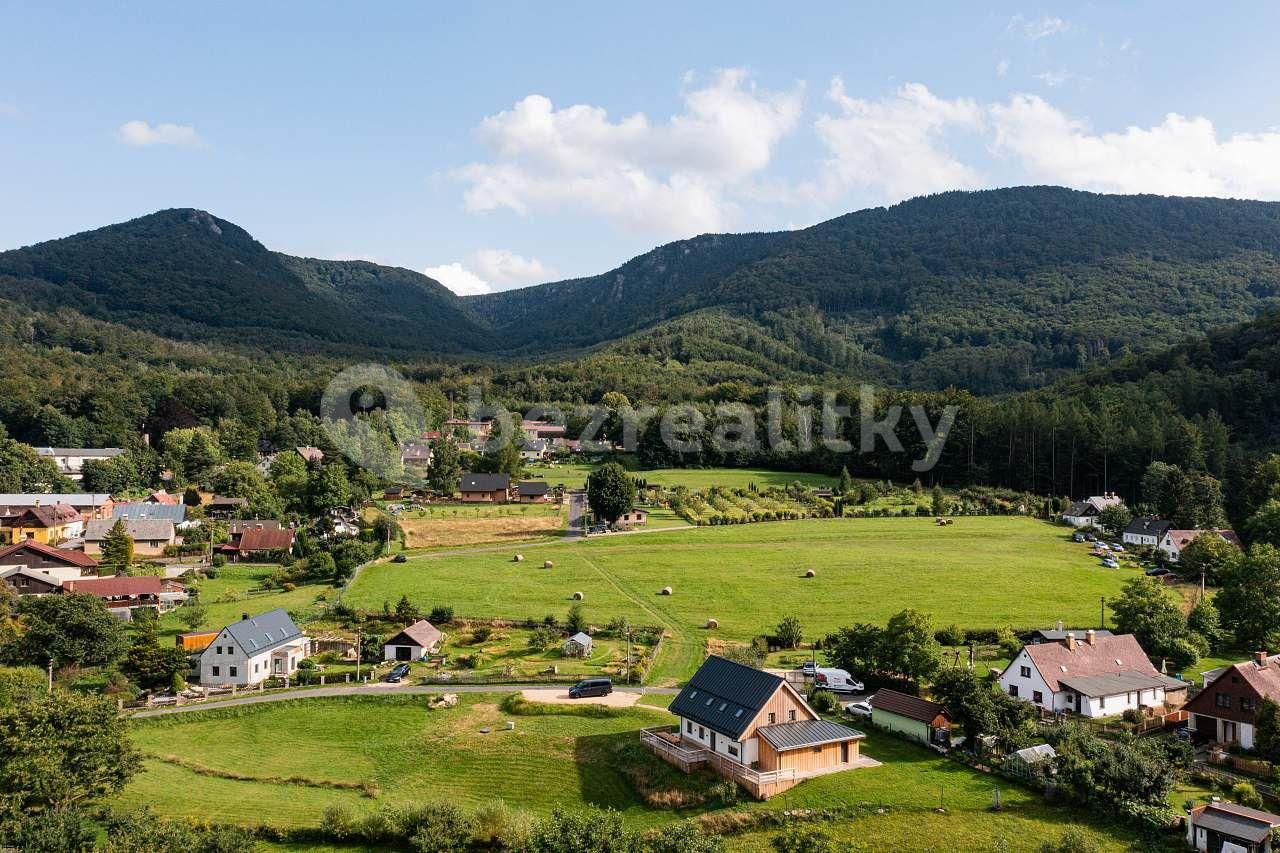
[569,678,612,699]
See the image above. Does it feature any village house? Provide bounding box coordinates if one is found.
[0,493,114,522]
[1060,493,1124,527]
[998,630,1188,718]
[1187,801,1280,853]
[198,609,311,687]
[520,439,550,462]
[206,495,248,519]
[1,567,67,597]
[113,502,188,526]
[0,503,84,545]
[144,489,181,505]
[1184,652,1280,749]
[869,689,952,747]
[521,420,566,440]
[616,508,648,528]
[83,518,177,558]
[295,446,325,465]
[227,526,296,561]
[1157,528,1241,563]
[642,655,870,799]
[0,540,98,575]
[1122,516,1172,548]
[383,619,444,661]
[399,442,432,470]
[460,473,511,503]
[63,575,187,618]
[514,481,551,503]
[35,447,125,481]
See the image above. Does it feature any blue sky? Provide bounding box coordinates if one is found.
[3,3,1279,294]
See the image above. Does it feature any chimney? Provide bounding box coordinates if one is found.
[1256,651,1268,667]
[1086,629,1096,646]
[33,499,40,508]
[1056,620,1064,632]
[241,612,250,622]
[1065,632,1077,651]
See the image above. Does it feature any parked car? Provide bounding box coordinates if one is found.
[384,663,411,683]
[569,677,612,699]
[1072,532,1086,543]
[1102,558,1120,569]
[801,660,817,677]
[815,667,864,692]
[392,554,407,563]
[843,700,873,717]
[1110,544,1125,553]
[1084,533,1097,542]
[1096,542,1111,551]
[1145,566,1171,577]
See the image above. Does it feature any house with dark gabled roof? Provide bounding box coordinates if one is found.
[460,473,511,503]
[1122,516,1172,548]
[0,540,97,574]
[198,608,311,687]
[1061,493,1124,527]
[870,689,952,746]
[642,655,869,799]
[1187,801,1280,853]
[515,480,551,502]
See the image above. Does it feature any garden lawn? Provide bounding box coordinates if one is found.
[348,517,1137,682]
[114,696,1136,850]
[421,625,654,680]
[158,565,333,640]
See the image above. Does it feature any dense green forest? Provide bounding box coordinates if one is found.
[5,188,1280,394]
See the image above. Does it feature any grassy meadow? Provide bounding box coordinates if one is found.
[348,517,1136,683]
[522,463,835,493]
[158,564,335,640]
[117,694,1136,850]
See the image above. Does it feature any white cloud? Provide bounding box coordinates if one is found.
[995,59,1011,78]
[472,249,553,286]
[989,94,1280,198]
[454,69,803,238]
[423,262,492,296]
[813,81,985,202]
[1008,14,1071,40]
[117,120,204,148]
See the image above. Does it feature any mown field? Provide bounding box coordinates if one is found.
[523,464,835,492]
[157,564,334,640]
[117,694,1135,851]
[348,517,1136,683]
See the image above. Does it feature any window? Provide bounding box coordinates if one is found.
[728,745,739,757]
[229,667,237,677]
[1100,695,1107,709]
[698,726,705,739]
[216,646,223,655]
[768,712,775,724]
[1020,665,1031,678]
[1216,693,1232,709]
[1032,691,1043,704]
[788,710,796,721]
[1009,685,1018,697]
[212,666,220,676]
[1241,698,1256,712]
[686,721,693,734]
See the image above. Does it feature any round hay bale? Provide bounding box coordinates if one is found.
[571,591,584,601]
[543,560,554,569]
[705,618,719,630]
[804,569,816,578]
[660,586,673,596]
[513,554,524,562]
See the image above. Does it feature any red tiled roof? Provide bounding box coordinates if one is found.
[147,490,180,505]
[63,575,168,597]
[391,620,443,648]
[1024,633,1157,692]
[0,540,97,568]
[1164,529,1241,552]
[15,504,81,528]
[238,528,296,552]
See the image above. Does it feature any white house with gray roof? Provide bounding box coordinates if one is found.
[199,608,311,687]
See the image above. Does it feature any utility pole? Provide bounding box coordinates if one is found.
[1100,596,1106,630]
[356,630,362,682]
[47,657,54,693]
[626,627,633,685]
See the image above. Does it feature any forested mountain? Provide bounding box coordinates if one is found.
[0,209,490,354]
[5,189,1280,395]
[477,187,1280,391]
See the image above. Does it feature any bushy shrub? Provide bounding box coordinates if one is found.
[807,689,840,715]
[1121,708,1144,725]
[1232,781,1264,808]
[430,605,454,624]
[936,623,967,646]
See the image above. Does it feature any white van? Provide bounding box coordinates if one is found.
[814,668,863,692]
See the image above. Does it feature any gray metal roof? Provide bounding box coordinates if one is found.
[1057,670,1185,697]
[756,719,864,751]
[35,447,124,457]
[0,493,111,507]
[113,502,188,522]
[223,608,303,655]
[1194,803,1280,844]
[1032,628,1113,642]
[517,480,549,495]
[1124,516,1171,537]
[670,656,785,741]
[85,518,174,541]
[567,632,592,645]
[460,473,511,492]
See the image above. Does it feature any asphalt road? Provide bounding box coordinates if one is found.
[130,680,679,718]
